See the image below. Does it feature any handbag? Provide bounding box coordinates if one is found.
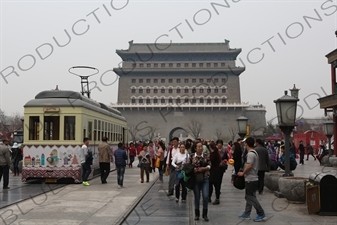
[164,167,169,176]
[233,174,245,190]
[219,160,228,170]
[177,170,183,179]
[155,157,160,168]
[137,162,142,168]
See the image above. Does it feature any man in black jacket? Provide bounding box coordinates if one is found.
[0,139,11,189]
[254,139,270,194]
[114,143,127,188]
[299,141,305,165]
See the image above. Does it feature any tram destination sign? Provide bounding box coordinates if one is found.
[43,107,60,113]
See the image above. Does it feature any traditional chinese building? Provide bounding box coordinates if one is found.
[318,31,337,155]
[112,40,266,141]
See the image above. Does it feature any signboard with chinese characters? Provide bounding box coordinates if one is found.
[43,107,60,112]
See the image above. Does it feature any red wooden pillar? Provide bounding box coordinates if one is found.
[332,64,336,94]
[333,64,337,155]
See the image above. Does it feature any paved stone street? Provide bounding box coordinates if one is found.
[0,159,336,225]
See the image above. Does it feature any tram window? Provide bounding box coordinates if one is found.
[88,121,93,140]
[29,116,40,140]
[98,120,101,141]
[44,116,60,140]
[64,116,75,140]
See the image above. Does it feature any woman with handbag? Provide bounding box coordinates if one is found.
[171,143,189,203]
[189,141,211,222]
[137,143,151,183]
[208,142,221,205]
[231,142,242,183]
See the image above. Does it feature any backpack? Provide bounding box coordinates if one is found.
[85,150,93,165]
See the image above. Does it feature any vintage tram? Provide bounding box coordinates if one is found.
[22,88,128,183]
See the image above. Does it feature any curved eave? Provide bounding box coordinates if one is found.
[116,49,242,59]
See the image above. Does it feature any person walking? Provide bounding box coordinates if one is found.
[98,137,112,184]
[299,141,305,165]
[0,139,11,189]
[254,139,270,195]
[306,144,316,161]
[208,142,221,205]
[11,143,22,176]
[79,137,92,186]
[155,141,165,183]
[148,141,155,173]
[138,142,151,183]
[114,142,127,188]
[232,142,242,174]
[190,141,211,222]
[171,143,189,203]
[166,137,180,196]
[215,140,228,193]
[128,142,137,168]
[238,137,266,222]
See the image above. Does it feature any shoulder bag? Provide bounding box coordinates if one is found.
[233,150,258,190]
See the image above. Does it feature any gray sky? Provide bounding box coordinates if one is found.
[0,0,336,123]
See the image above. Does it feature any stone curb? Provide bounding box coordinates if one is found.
[113,174,159,225]
[188,191,195,225]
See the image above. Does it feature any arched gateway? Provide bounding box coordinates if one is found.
[169,127,189,141]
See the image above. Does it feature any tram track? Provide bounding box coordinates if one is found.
[0,179,68,210]
[0,167,118,211]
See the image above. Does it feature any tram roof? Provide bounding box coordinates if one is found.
[24,90,126,122]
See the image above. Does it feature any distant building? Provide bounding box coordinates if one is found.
[295,117,329,133]
[112,40,266,141]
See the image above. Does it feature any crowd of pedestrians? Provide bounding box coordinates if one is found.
[1,134,330,222]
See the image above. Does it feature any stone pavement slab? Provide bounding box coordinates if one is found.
[1,158,336,225]
[0,161,158,225]
[122,158,337,225]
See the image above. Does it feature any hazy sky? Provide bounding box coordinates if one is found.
[0,0,336,123]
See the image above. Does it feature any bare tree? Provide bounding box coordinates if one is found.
[147,127,159,141]
[128,125,138,142]
[214,128,222,140]
[8,113,23,131]
[187,119,202,140]
[265,121,277,137]
[228,126,237,142]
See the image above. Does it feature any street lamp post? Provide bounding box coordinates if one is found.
[323,121,334,157]
[274,90,299,177]
[237,116,248,139]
